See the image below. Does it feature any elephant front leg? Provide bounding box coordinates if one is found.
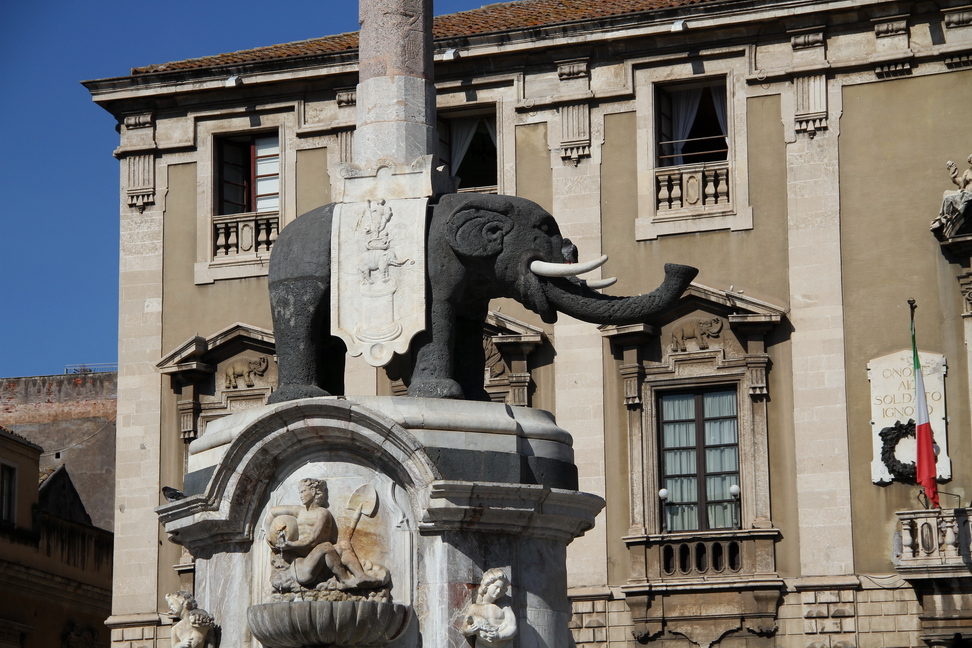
[409,299,464,399]
[268,277,332,404]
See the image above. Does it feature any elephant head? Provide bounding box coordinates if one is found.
[409,193,698,399]
[700,317,724,337]
[435,193,697,324]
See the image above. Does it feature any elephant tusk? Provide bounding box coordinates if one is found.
[582,277,617,290]
[530,254,608,278]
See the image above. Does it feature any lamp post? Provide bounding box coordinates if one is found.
[730,484,741,530]
[659,488,670,533]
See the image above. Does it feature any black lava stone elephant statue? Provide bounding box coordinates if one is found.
[267,192,698,402]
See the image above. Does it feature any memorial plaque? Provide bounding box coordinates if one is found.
[867,350,951,484]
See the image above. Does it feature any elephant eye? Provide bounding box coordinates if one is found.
[539,223,549,233]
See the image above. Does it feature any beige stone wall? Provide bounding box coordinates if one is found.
[601,111,637,586]
[839,69,972,574]
[511,122,556,412]
[569,579,923,648]
[746,94,800,578]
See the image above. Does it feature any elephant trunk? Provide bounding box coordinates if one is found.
[541,263,698,325]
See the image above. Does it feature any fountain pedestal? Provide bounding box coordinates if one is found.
[156,397,603,648]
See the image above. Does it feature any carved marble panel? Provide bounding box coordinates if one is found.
[254,461,414,606]
[867,350,951,484]
[331,196,425,366]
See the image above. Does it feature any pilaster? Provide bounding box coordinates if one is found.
[551,114,608,588]
[785,78,854,576]
[110,152,164,620]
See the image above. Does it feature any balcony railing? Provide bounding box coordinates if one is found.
[895,508,972,578]
[655,160,730,213]
[624,528,780,587]
[213,212,279,259]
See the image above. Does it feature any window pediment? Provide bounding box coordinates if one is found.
[157,323,276,441]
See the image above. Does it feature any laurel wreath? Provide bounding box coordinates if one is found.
[879,419,916,482]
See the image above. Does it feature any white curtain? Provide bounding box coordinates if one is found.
[705,448,738,475]
[703,390,735,417]
[483,116,497,147]
[667,503,699,532]
[710,85,728,149]
[704,419,738,445]
[664,449,697,476]
[671,88,703,165]
[663,422,695,448]
[449,118,480,175]
[707,502,735,529]
[662,393,695,420]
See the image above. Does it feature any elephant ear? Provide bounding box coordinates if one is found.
[446,198,515,258]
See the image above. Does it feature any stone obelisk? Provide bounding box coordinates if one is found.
[331,0,450,367]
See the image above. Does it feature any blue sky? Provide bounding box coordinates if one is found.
[0,0,487,378]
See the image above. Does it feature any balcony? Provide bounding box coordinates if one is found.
[624,528,781,589]
[212,212,279,260]
[895,508,972,579]
[622,529,783,643]
[655,160,730,216]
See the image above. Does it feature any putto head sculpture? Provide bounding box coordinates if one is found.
[164,591,196,619]
[462,569,517,647]
[267,192,697,402]
[165,591,216,648]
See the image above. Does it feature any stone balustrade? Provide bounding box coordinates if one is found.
[655,161,730,213]
[895,507,972,578]
[624,527,780,586]
[213,212,279,259]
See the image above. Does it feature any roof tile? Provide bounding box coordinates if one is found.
[132,0,717,74]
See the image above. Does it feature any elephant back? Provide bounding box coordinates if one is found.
[269,203,336,284]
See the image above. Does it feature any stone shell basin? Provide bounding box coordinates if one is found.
[247,601,411,647]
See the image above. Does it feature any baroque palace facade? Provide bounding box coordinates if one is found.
[85,0,972,646]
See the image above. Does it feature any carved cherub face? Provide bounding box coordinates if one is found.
[165,591,195,617]
[297,478,327,506]
[478,569,510,604]
[485,578,507,603]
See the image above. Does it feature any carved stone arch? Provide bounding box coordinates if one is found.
[157,398,441,554]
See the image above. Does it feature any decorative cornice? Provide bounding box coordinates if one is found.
[336,88,357,107]
[123,113,153,129]
[420,481,604,542]
[557,58,589,80]
[944,6,972,29]
[873,16,908,38]
[790,28,824,50]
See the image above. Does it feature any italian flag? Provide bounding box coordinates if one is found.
[911,311,939,508]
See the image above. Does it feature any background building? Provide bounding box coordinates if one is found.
[84,0,972,646]
[0,372,116,646]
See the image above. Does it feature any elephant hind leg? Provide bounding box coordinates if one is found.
[268,277,335,404]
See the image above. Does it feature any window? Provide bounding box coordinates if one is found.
[656,82,728,168]
[635,69,752,240]
[437,115,497,192]
[217,134,280,215]
[660,389,739,532]
[0,464,15,524]
[210,133,281,264]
